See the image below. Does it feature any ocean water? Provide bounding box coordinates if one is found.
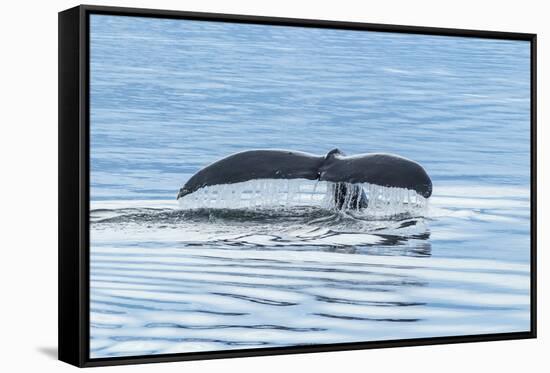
[89,15,532,358]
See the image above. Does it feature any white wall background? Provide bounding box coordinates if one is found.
[0,0,546,371]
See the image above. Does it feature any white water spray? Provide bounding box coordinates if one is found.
[177,179,428,216]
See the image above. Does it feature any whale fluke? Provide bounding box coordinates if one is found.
[319,152,432,198]
[177,150,324,199]
[177,149,432,209]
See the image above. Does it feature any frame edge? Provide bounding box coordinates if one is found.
[58,5,86,368]
[530,34,537,338]
[78,3,536,40]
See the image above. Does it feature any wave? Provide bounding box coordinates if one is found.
[91,204,431,253]
[89,244,530,358]
[89,184,530,358]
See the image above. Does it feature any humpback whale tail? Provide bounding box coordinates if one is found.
[177,148,432,211]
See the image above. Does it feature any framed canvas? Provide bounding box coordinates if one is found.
[58,5,537,367]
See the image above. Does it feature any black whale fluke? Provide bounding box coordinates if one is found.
[177,149,432,206]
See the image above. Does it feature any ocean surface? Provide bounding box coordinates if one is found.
[89,15,531,358]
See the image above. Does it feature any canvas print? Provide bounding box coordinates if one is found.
[89,15,531,358]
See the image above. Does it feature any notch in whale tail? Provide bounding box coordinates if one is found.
[325,148,345,160]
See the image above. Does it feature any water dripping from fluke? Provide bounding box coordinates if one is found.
[177,179,428,218]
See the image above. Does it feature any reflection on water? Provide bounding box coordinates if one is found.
[89,15,531,358]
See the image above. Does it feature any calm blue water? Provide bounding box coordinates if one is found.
[89,15,531,358]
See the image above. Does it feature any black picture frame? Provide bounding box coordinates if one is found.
[59,4,537,368]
